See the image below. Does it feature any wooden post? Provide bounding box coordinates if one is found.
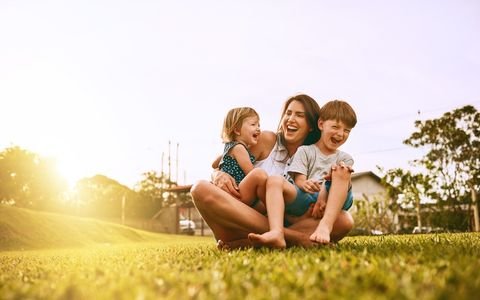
[472,188,479,232]
[121,193,126,225]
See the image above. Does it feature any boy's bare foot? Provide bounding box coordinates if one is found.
[247,230,286,249]
[309,225,331,244]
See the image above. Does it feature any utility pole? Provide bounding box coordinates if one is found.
[168,140,171,186]
[472,184,479,232]
[161,151,164,178]
[176,142,179,185]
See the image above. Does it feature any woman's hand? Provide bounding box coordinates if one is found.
[211,170,241,198]
[311,199,326,219]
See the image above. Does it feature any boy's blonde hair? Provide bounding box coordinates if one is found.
[319,100,357,128]
[222,107,259,142]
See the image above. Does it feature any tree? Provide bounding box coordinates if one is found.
[135,171,183,211]
[72,174,139,218]
[404,105,480,231]
[0,146,67,210]
[381,168,433,230]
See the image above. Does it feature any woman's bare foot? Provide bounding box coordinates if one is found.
[216,239,252,251]
[247,230,286,249]
[309,224,331,244]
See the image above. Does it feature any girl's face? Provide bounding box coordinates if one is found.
[281,100,311,147]
[235,116,261,147]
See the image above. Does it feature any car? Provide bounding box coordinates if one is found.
[179,218,196,235]
[412,226,445,234]
[348,228,383,236]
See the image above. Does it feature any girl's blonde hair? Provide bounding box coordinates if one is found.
[222,107,259,142]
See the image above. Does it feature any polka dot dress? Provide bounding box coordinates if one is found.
[219,141,256,184]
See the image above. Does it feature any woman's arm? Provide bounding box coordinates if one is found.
[211,169,241,199]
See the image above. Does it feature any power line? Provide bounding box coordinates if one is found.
[357,101,480,127]
[354,146,411,155]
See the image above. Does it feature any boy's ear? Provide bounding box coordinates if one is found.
[317,119,324,130]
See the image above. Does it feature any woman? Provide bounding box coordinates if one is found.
[191,94,354,248]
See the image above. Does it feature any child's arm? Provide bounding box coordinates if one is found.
[212,155,222,169]
[293,173,321,193]
[229,144,255,175]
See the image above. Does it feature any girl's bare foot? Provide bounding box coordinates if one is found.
[309,225,331,244]
[247,230,286,249]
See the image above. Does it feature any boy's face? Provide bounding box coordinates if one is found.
[318,119,351,154]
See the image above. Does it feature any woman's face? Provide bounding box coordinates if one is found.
[281,100,312,146]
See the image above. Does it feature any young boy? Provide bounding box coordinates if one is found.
[248,100,356,248]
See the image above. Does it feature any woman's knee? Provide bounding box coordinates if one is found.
[190,180,215,205]
[338,211,354,231]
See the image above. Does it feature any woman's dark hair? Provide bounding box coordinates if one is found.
[277,94,321,146]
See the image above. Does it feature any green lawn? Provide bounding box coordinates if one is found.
[1,206,479,299]
[1,234,479,299]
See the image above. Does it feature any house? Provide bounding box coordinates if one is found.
[350,171,399,233]
[351,171,387,201]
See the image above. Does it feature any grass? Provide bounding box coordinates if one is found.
[0,205,184,251]
[1,206,480,299]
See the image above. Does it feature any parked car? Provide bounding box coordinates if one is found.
[348,228,383,236]
[179,218,196,235]
[412,226,445,234]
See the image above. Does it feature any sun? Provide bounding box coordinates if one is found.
[56,155,87,189]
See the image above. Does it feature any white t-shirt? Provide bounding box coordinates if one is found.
[287,144,354,183]
[254,138,292,179]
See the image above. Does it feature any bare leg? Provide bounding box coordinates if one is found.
[191,180,268,241]
[190,180,347,250]
[247,176,297,249]
[238,168,268,214]
[310,166,351,244]
[290,211,354,243]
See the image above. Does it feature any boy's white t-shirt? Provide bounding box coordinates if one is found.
[287,144,354,183]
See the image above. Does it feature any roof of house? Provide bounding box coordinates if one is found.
[351,171,382,182]
[164,184,193,193]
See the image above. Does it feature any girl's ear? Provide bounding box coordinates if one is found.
[233,126,241,136]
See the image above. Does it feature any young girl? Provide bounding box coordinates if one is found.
[214,107,268,213]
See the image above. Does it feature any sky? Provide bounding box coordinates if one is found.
[1,0,479,188]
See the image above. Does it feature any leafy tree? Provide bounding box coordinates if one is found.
[72,175,138,218]
[404,105,479,231]
[135,171,184,212]
[381,168,433,230]
[0,146,67,210]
